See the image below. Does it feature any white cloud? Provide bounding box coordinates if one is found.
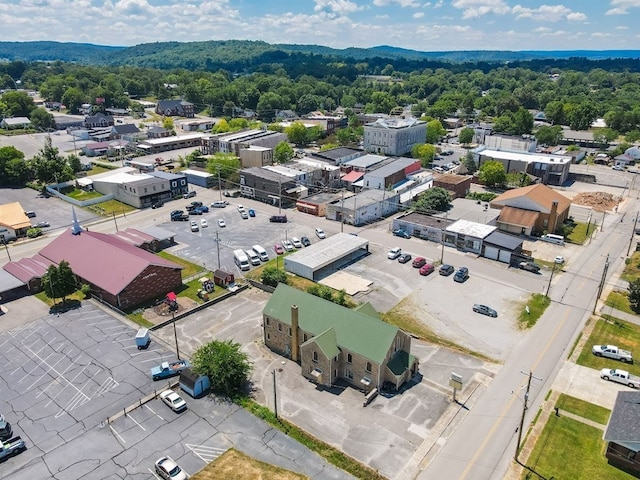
[615,25,629,29]
[373,0,421,7]
[314,0,364,14]
[511,4,587,23]
[606,0,640,15]
[452,0,511,19]
[413,12,424,18]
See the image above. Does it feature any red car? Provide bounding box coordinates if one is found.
[412,257,427,268]
[274,243,284,255]
[419,264,435,276]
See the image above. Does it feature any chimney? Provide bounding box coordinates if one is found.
[291,305,299,362]
[549,201,559,233]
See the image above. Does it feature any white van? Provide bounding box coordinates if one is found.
[245,249,261,266]
[541,234,565,245]
[252,244,269,262]
[233,249,250,271]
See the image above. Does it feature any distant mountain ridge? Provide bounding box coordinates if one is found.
[0,40,639,70]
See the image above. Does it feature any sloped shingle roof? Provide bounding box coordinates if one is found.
[604,391,640,443]
[497,206,539,227]
[0,202,31,229]
[264,284,398,365]
[491,184,571,214]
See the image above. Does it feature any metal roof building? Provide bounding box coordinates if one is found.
[284,233,369,281]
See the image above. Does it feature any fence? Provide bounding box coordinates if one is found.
[46,183,114,207]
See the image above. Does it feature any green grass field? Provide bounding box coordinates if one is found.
[157,251,204,278]
[517,293,551,329]
[604,290,634,314]
[524,416,635,480]
[556,393,611,425]
[621,252,640,283]
[576,316,640,376]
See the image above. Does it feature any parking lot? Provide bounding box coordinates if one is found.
[0,301,351,480]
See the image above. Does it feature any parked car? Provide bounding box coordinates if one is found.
[151,360,190,381]
[270,215,288,223]
[195,205,208,213]
[600,368,640,388]
[200,219,208,228]
[217,219,226,228]
[237,204,245,212]
[554,256,565,264]
[393,229,411,239]
[190,221,199,232]
[454,267,469,283]
[412,257,427,268]
[248,209,255,217]
[439,264,454,276]
[282,239,294,251]
[473,304,498,317]
[274,243,284,255]
[183,191,196,199]
[387,247,402,260]
[419,264,435,276]
[211,201,228,208]
[291,237,303,248]
[613,165,625,171]
[397,253,412,263]
[188,208,202,215]
[519,261,541,273]
[151,202,163,209]
[34,221,50,228]
[592,345,633,363]
[159,390,187,413]
[301,236,311,247]
[240,211,249,219]
[315,227,326,239]
[155,456,189,480]
[0,414,13,441]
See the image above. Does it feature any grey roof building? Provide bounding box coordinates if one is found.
[326,189,400,226]
[604,391,640,475]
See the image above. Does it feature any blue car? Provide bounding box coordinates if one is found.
[248,209,255,217]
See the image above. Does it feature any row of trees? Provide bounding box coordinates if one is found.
[6,57,640,135]
[0,90,56,130]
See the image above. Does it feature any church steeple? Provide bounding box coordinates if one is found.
[71,206,83,235]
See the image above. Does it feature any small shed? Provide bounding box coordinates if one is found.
[213,269,235,287]
[179,368,211,399]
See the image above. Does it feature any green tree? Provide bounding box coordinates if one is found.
[274,141,294,164]
[629,279,640,313]
[191,340,252,396]
[414,187,451,212]
[458,127,474,144]
[411,143,436,166]
[479,161,506,187]
[42,260,77,305]
[512,107,533,135]
[162,117,174,131]
[307,284,334,302]
[592,127,618,144]
[462,151,477,174]
[61,87,85,114]
[426,119,446,144]
[0,146,29,186]
[67,154,83,173]
[285,121,309,146]
[535,125,563,146]
[30,107,55,131]
[544,100,565,126]
[1,90,35,117]
[625,130,640,143]
[30,136,74,184]
[261,266,288,287]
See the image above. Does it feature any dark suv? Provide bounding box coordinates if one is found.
[269,215,288,223]
[454,267,469,283]
[0,415,13,441]
[439,264,454,276]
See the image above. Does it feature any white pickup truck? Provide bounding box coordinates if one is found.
[592,345,633,363]
[600,369,640,388]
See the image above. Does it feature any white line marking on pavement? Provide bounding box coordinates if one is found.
[110,424,126,444]
[126,412,146,431]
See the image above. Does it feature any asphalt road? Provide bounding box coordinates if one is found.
[415,194,634,480]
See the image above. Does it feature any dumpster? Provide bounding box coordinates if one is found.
[135,328,151,350]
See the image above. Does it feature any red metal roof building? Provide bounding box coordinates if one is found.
[38,229,183,309]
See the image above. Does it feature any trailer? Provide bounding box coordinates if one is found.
[135,328,151,350]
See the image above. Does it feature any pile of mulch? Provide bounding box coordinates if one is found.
[571,192,621,212]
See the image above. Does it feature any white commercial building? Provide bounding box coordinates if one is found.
[363,117,427,156]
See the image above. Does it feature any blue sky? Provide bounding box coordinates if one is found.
[1,0,639,51]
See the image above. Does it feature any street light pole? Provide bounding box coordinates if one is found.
[216,230,221,269]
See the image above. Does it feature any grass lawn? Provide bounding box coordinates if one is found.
[576,315,640,376]
[621,252,640,283]
[555,393,611,425]
[524,416,635,480]
[63,188,103,200]
[604,290,634,314]
[566,222,597,245]
[518,293,551,329]
[87,165,113,175]
[158,251,204,278]
[176,277,227,303]
[192,448,307,480]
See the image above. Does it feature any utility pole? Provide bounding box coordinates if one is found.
[515,370,542,463]
[627,212,639,256]
[112,211,118,232]
[1,237,11,262]
[341,189,345,233]
[278,178,282,214]
[593,254,610,314]
[545,261,557,297]
[172,309,181,360]
[217,165,222,201]
[215,230,221,269]
[272,369,278,419]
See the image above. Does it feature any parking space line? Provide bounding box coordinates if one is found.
[140,355,174,363]
[147,468,162,479]
[110,424,126,444]
[45,362,90,408]
[144,404,164,421]
[105,330,130,338]
[126,412,146,431]
[129,348,164,357]
[25,351,72,391]
[186,444,228,463]
[86,319,119,326]
[99,325,127,331]
[35,355,79,399]
[93,376,119,399]
[19,349,58,382]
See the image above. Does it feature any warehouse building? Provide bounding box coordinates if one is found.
[284,233,369,281]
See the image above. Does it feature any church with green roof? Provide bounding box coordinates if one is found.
[262,283,418,392]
